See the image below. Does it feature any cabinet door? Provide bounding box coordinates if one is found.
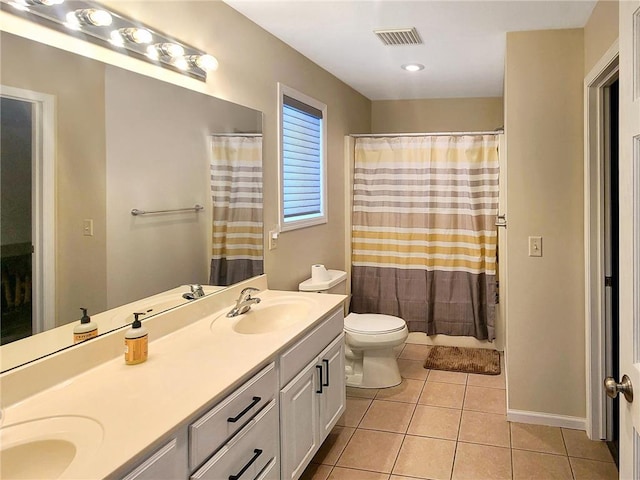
[279,359,319,480]
[123,438,184,480]
[317,334,345,441]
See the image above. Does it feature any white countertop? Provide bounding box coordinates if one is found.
[0,284,225,373]
[0,287,345,479]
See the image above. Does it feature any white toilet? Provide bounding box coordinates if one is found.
[299,268,409,389]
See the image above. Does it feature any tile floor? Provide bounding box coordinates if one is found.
[301,343,618,480]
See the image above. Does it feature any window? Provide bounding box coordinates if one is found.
[278,83,327,231]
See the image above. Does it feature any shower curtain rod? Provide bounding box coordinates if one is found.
[210,133,262,137]
[350,129,503,138]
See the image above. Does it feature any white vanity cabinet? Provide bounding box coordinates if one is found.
[118,303,345,480]
[122,363,278,480]
[279,308,346,480]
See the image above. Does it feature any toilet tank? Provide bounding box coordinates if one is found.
[298,269,347,294]
[299,270,349,314]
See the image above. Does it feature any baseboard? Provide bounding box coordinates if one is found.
[406,332,499,351]
[507,409,586,431]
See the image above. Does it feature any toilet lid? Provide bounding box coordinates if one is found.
[344,313,406,334]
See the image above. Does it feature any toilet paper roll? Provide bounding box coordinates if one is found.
[311,264,331,282]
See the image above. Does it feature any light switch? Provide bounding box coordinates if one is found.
[528,236,542,257]
[83,219,94,237]
[269,229,279,250]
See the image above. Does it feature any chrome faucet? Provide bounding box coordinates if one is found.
[182,284,205,300]
[227,287,261,317]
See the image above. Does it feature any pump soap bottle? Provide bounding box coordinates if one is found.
[124,312,148,365]
[73,308,98,344]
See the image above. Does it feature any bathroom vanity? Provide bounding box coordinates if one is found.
[0,276,346,480]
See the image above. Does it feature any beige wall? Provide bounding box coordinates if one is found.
[584,0,619,75]
[505,29,585,418]
[1,33,108,325]
[371,97,503,133]
[104,1,372,291]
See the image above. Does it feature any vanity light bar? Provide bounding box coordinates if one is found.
[1,0,217,81]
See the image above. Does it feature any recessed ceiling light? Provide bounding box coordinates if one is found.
[402,63,425,72]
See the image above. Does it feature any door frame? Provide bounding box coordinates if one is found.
[1,85,56,333]
[583,40,619,441]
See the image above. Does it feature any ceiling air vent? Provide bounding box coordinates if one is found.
[374,27,422,46]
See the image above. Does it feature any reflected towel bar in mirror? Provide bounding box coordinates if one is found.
[131,204,204,216]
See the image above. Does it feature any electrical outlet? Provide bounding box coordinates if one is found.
[528,236,542,257]
[269,230,279,250]
[83,219,94,237]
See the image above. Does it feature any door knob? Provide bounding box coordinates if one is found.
[604,374,634,402]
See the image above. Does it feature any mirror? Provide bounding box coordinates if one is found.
[0,31,263,372]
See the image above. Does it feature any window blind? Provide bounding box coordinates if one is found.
[282,96,323,220]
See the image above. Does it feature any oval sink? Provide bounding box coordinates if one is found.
[0,416,103,479]
[2,439,76,479]
[231,297,315,334]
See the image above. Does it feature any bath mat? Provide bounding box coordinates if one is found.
[424,346,500,375]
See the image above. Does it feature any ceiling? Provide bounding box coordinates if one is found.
[224,0,597,100]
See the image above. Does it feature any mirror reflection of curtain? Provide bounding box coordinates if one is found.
[210,136,263,286]
[351,135,499,340]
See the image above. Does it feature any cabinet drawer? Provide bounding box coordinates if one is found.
[189,363,276,470]
[191,400,279,480]
[280,308,343,385]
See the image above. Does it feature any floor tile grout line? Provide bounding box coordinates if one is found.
[354,396,376,429]
[561,427,578,480]
[450,381,466,480]
[402,399,419,436]
[509,438,515,480]
[388,432,407,478]
[510,446,578,457]
[559,424,570,457]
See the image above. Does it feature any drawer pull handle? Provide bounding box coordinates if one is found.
[322,359,330,387]
[228,448,263,480]
[316,365,324,393]
[227,396,261,423]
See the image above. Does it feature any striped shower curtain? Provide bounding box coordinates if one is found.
[210,136,263,286]
[351,135,499,340]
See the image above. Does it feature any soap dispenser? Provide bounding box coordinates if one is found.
[73,307,98,344]
[124,312,148,365]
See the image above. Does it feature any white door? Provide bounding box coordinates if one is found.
[614,1,640,477]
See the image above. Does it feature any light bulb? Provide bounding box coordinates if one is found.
[85,9,112,26]
[131,28,153,43]
[155,43,184,58]
[109,30,125,47]
[124,28,153,44]
[145,45,160,60]
[67,8,112,28]
[64,11,81,29]
[193,54,218,72]
[171,57,189,71]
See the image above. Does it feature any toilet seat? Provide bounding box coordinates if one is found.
[344,313,406,335]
